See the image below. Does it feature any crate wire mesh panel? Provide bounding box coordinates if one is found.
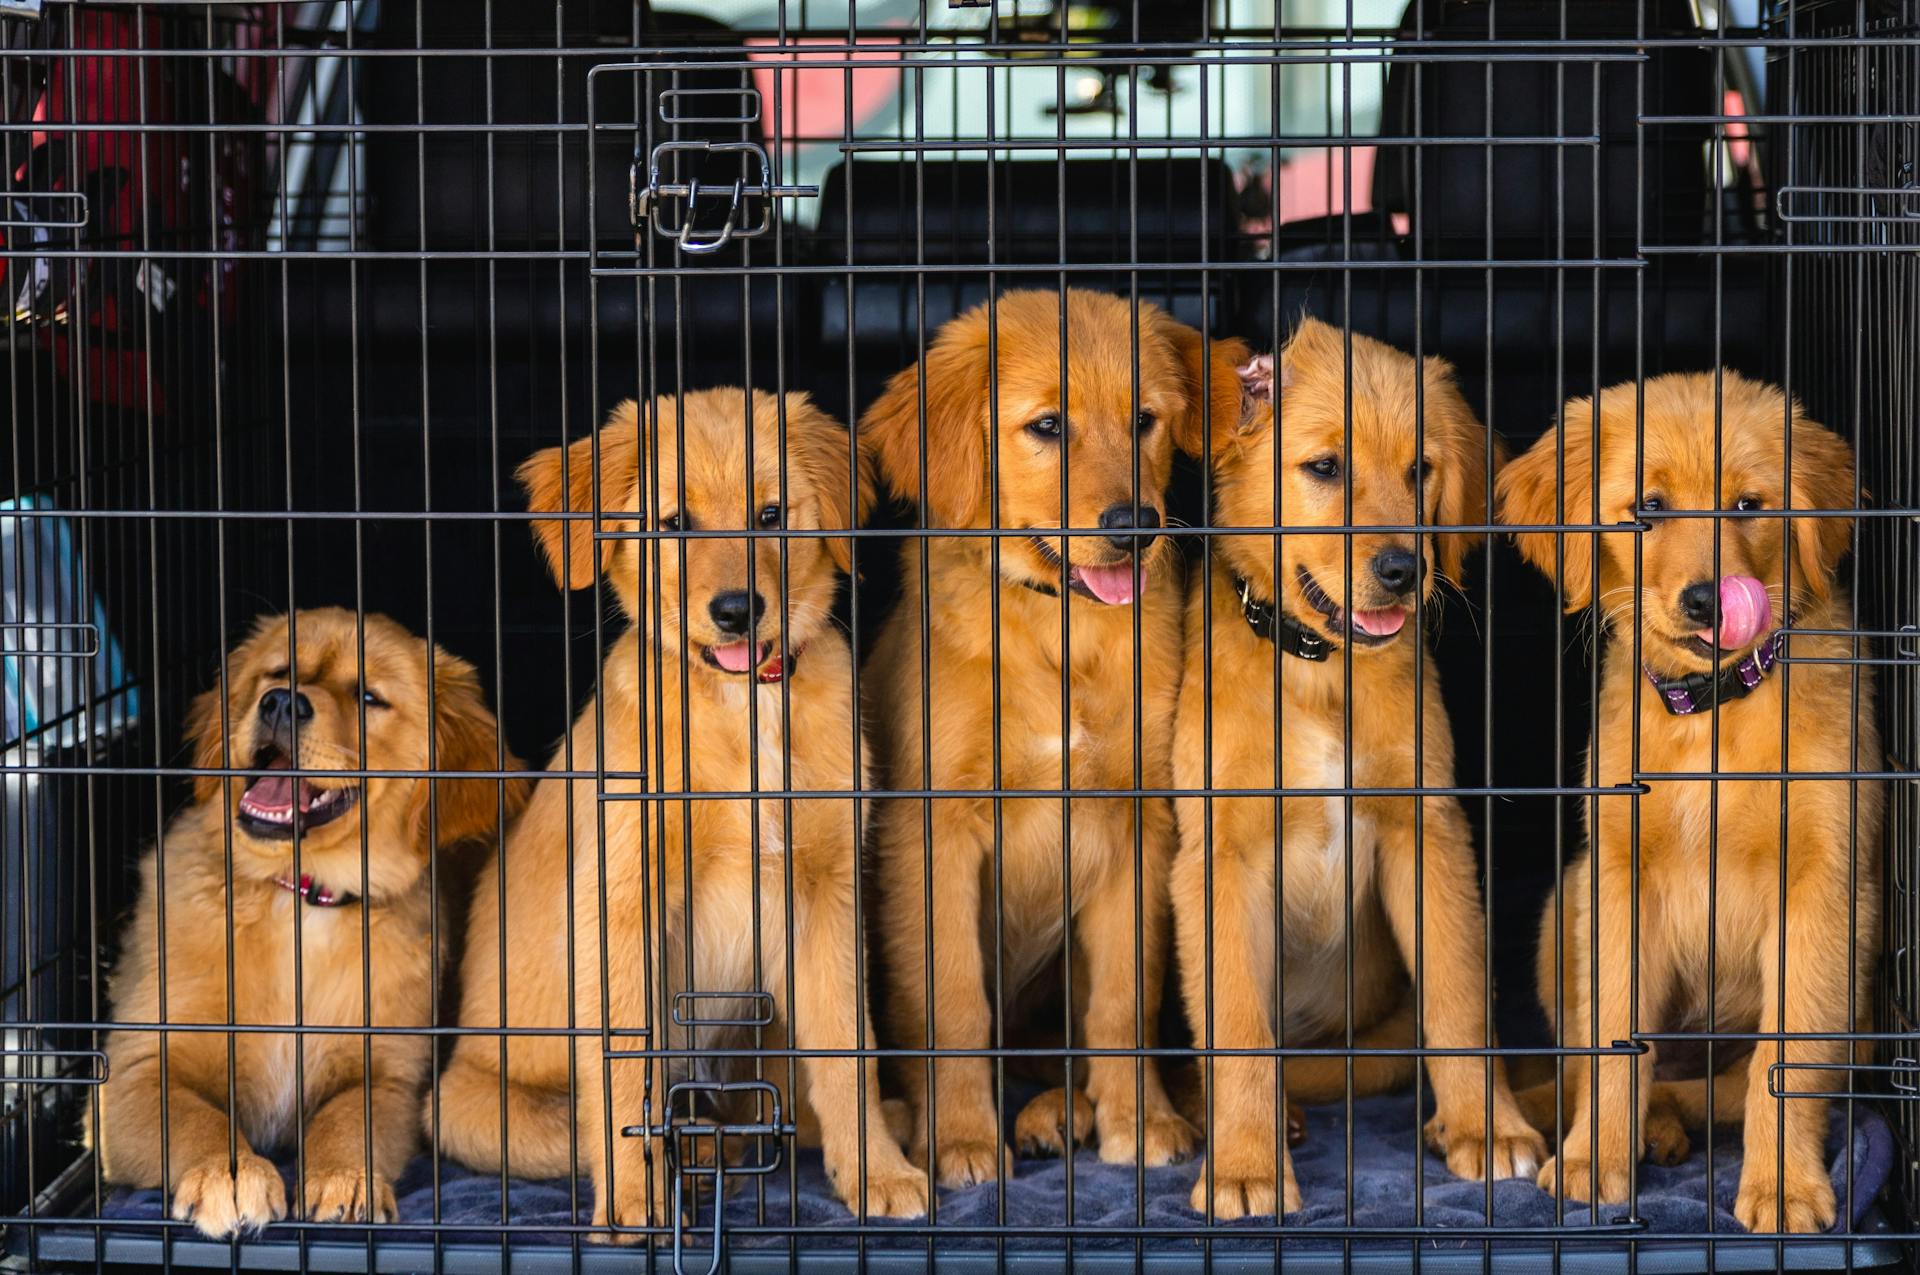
[0,0,1917,1270]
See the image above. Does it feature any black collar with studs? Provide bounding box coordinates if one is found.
[1234,574,1333,661]
[1643,631,1784,716]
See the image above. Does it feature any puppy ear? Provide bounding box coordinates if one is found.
[785,392,873,577]
[184,616,282,806]
[518,399,642,589]
[1424,357,1505,588]
[183,681,231,807]
[1497,402,1598,611]
[1161,318,1254,458]
[412,647,522,851]
[858,307,989,528]
[1787,410,1857,603]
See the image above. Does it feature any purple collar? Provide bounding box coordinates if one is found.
[1643,631,1784,716]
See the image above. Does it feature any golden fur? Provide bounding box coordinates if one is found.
[1170,319,1542,1217]
[1498,371,1881,1232]
[431,390,925,1233]
[861,288,1232,1186]
[95,608,519,1238]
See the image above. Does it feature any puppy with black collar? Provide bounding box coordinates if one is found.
[1169,319,1541,1218]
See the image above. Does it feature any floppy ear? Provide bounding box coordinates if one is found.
[183,682,232,806]
[857,307,989,528]
[183,616,283,806]
[1786,410,1857,603]
[1161,317,1254,458]
[1424,356,1507,588]
[517,399,642,589]
[784,393,874,577]
[411,647,523,851]
[1497,401,1597,611]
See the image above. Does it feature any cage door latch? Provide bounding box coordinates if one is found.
[626,1077,796,1273]
[631,140,817,255]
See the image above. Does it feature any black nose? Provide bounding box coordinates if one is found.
[1370,548,1422,596]
[708,590,764,637]
[258,687,313,733]
[1679,581,1718,627]
[1098,504,1161,552]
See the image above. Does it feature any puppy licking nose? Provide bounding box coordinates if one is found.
[1680,575,1772,649]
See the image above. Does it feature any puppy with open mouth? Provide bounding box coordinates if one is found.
[860,288,1240,1186]
[94,608,520,1238]
[1170,319,1542,1218]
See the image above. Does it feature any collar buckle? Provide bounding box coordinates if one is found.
[1237,575,1333,662]
[1645,629,1785,716]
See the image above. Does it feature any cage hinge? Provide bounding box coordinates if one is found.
[630,140,817,255]
[622,1078,795,1274]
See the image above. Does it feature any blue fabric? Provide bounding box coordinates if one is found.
[91,1093,1893,1252]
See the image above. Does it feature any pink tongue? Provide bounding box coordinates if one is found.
[1074,563,1139,605]
[1351,607,1407,637]
[709,641,761,673]
[244,774,296,812]
[1701,575,1772,649]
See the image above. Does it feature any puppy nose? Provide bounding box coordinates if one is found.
[708,590,764,637]
[1679,581,1718,626]
[1370,548,1422,596]
[258,687,313,731]
[1098,504,1161,552]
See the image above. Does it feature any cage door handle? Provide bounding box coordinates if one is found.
[1,191,86,230]
[621,1078,795,1268]
[631,140,817,254]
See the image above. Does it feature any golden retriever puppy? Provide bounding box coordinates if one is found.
[1170,319,1541,1218]
[1498,371,1879,1232]
[431,390,924,1234]
[861,288,1236,1186]
[95,608,519,1238]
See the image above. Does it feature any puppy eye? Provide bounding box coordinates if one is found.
[656,512,683,532]
[264,665,289,681]
[1135,411,1156,433]
[361,688,388,709]
[1303,456,1342,481]
[757,504,782,529]
[1735,494,1764,512]
[1641,494,1665,513]
[1026,415,1062,440]
[1407,459,1434,487]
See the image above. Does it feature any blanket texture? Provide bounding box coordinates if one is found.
[92,1092,1893,1254]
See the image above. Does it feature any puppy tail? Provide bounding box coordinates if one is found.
[424,1055,579,1179]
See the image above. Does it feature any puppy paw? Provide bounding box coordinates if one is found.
[171,1153,288,1239]
[1014,1087,1094,1158]
[1424,1104,1547,1181]
[1536,1152,1632,1207]
[1286,1099,1307,1148]
[589,1157,678,1240]
[1188,1152,1301,1219]
[1734,1166,1837,1234]
[302,1169,396,1225]
[1095,1099,1197,1167]
[1643,1104,1691,1167]
[930,1137,1012,1189]
[831,1155,929,1219]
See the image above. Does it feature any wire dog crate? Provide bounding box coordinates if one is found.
[1,0,1917,1270]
